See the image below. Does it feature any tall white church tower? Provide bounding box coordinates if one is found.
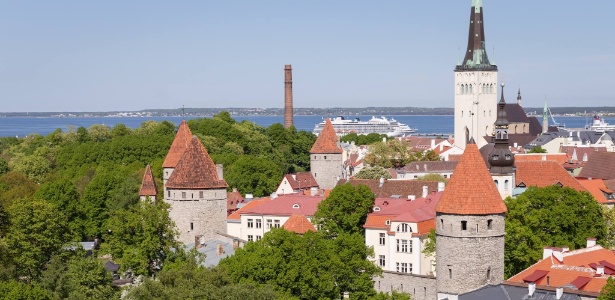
[454,0,498,150]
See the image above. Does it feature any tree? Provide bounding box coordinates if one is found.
[225,156,282,197]
[416,173,448,183]
[35,180,84,240]
[504,186,607,278]
[0,281,52,300]
[220,229,381,300]
[422,229,436,257]
[101,199,179,276]
[598,277,615,300]
[341,133,387,146]
[603,207,615,249]
[370,291,413,300]
[528,146,547,153]
[364,140,415,168]
[88,124,112,142]
[313,183,375,237]
[5,198,68,279]
[354,166,392,180]
[39,250,118,300]
[0,157,8,176]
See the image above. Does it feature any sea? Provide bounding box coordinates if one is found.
[0,115,609,138]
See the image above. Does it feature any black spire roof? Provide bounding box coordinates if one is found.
[456,0,497,71]
[488,84,514,174]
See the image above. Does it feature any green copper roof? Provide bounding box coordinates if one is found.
[473,0,483,12]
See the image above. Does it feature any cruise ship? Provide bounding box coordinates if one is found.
[313,116,417,138]
[585,114,615,132]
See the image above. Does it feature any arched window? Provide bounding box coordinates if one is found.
[494,179,499,187]
[504,180,510,190]
[397,223,411,233]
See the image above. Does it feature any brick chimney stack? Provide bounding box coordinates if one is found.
[284,65,294,128]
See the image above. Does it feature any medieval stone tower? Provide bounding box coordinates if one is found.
[162,119,192,196]
[139,164,157,201]
[454,0,498,150]
[435,139,507,300]
[310,118,343,190]
[284,65,294,128]
[163,125,228,245]
[488,84,515,199]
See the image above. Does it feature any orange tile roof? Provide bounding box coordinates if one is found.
[363,214,395,229]
[514,153,569,165]
[166,137,228,189]
[507,246,615,293]
[577,178,614,204]
[139,164,157,196]
[163,120,193,168]
[283,214,316,234]
[435,142,507,215]
[310,118,342,154]
[416,219,435,235]
[515,161,587,192]
[227,198,269,220]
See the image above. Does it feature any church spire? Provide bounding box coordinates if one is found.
[458,0,496,70]
[488,84,514,174]
[543,99,549,133]
[517,88,522,105]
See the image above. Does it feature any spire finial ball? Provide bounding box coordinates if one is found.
[501,83,505,88]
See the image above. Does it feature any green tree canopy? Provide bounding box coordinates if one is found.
[225,155,283,197]
[504,186,607,278]
[354,166,392,180]
[341,133,388,146]
[598,277,615,300]
[220,229,381,300]
[313,183,375,237]
[528,146,547,153]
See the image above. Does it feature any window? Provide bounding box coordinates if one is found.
[408,240,413,253]
[504,180,509,190]
[191,193,194,199]
[190,222,193,231]
[461,221,467,231]
[487,219,493,230]
[440,219,444,229]
[396,262,408,273]
[397,223,411,233]
[274,220,281,228]
[379,255,386,267]
[385,220,391,225]
[182,192,186,199]
[397,239,409,253]
[324,156,327,159]
[247,219,254,228]
[199,191,204,198]
[168,191,170,198]
[409,263,413,273]
[248,235,253,242]
[266,219,273,229]
[256,235,262,241]
[256,219,262,228]
[379,233,386,246]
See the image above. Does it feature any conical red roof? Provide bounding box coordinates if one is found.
[283,214,316,234]
[310,118,342,154]
[163,120,193,168]
[139,164,158,196]
[435,142,507,215]
[166,137,228,189]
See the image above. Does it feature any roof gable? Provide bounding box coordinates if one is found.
[139,164,157,196]
[435,143,507,215]
[283,214,316,234]
[166,137,228,189]
[515,161,587,192]
[163,120,193,168]
[239,194,325,216]
[310,118,342,154]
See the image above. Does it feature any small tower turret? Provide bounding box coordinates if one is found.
[488,84,515,198]
[139,164,158,201]
[310,118,343,190]
[517,88,522,105]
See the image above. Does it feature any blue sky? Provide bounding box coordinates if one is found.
[1,1,614,112]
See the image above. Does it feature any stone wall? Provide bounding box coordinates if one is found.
[166,188,228,245]
[310,153,343,190]
[373,271,436,300]
[436,213,505,296]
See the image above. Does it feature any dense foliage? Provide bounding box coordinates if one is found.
[313,183,375,237]
[354,166,392,180]
[340,132,388,145]
[364,139,440,168]
[598,277,615,300]
[504,186,607,278]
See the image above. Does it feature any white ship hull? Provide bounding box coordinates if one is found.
[313,116,417,137]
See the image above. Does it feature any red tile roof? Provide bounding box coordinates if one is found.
[515,161,587,192]
[310,118,342,154]
[514,153,569,165]
[364,192,442,235]
[578,152,615,180]
[139,164,157,196]
[339,179,440,199]
[435,143,507,215]
[508,246,615,293]
[166,137,228,189]
[522,269,549,283]
[239,194,325,217]
[227,188,245,215]
[283,214,316,234]
[283,172,318,190]
[577,178,614,204]
[560,146,606,162]
[227,198,269,220]
[163,120,193,168]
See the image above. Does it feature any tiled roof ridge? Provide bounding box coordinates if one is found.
[435,143,507,215]
[162,120,193,168]
[310,118,342,154]
[550,264,596,273]
[139,164,157,196]
[563,245,604,257]
[166,137,228,189]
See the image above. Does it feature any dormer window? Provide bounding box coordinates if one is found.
[492,155,499,161]
[373,207,381,212]
[505,154,511,160]
[385,220,391,226]
[292,203,300,209]
[397,223,411,233]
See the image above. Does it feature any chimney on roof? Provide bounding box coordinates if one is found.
[424,163,428,171]
[408,195,416,201]
[556,287,563,300]
[438,182,445,192]
[562,246,569,253]
[216,164,224,180]
[528,282,536,297]
[379,177,385,188]
[310,187,318,196]
[543,247,553,259]
[245,193,253,199]
[553,248,564,262]
[583,153,589,162]
[587,237,597,248]
[232,187,238,193]
[422,186,429,198]
[431,139,436,149]
[597,264,605,276]
[270,193,278,199]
